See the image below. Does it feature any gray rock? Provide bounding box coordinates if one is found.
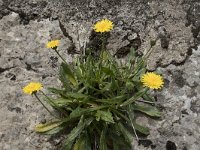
[0,12,72,150]
[0,0,200,149]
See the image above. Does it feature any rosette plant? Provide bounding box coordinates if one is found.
[23,19,164,150]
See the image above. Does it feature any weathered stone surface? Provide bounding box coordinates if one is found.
[0,0,200,149]
[0,12,72,150]
[134,45,200,150]
[1,0,199,69]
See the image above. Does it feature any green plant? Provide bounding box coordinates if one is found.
[23,19,164,150]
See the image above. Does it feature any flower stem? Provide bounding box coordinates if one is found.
[40,90,64,116]
[54,48,67,64]
[101,33,108,53]
[143,42,156,59]
[33,93,56,117]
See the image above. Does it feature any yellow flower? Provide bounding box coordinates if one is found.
[141,72,164,89]
[46,40,60,49]
[93,19,113,33]
[23,82,42,95]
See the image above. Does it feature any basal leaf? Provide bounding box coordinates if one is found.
[54,98,73,106]
[100,126,107,150]
[127,105,135,133]
[110,78,118,91]
[110,128,131,150]
[117,122,134,144]
[48,87,65,95]
[128,47,136,63]
[126,81,134,90]
[61,62,77,86]
[133,104,161,117]
[142,93,155,102]
[95,110,114,124]
[101,50,110,62]
[73,132,91,150]
[63,118,93,150]
[132,121,150,135]
[95,95,126,104]
[35,121,62,133]
[67,92,88,99]
[59,65,70,90]
[44,126,64,135]
[102,67,114,76]
[69,106,107,119]
[70,107,88,119]
[120,89,147,107]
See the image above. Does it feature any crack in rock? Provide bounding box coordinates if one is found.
[58,20,77,54]
[0,66,15,74]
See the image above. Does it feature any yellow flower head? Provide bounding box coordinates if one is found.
[141,72,164,89]
[93,19,113,33]
[46,40,60,49]
[23,82,42,95]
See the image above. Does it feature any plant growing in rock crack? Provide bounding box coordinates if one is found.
[23,19,164,150]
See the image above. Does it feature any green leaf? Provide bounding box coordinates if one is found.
[101,82,111,91]
[48,87,65,95]
[44,126,64,135]
[120,89,147,107]
[132,58,146,76]
[75,63,84,79]
[101,50,110,61]
[61,62,77,86]
[134,68,146,79]
[126,81,134,90]
[77,84,87,93]
[42,95,62,111]
[112,137,131,150]
[73,132,91,150]
[95,110,115,124]
[132,122,150,135]
[113,144,120,150]
[70,107,88,119]
[110,78,119,91]
[67,92,88,99]
[95,96,126,104]
[110,63,119,76]
[100,79,118,93]
[102,67,114,76]
[54,98,73,106]
[109,125,132,150]
[59,66,70,90]
[69,106,107,119]
[117,122,134,144]
[35,121,62,133]
[142,93,155,102]
[127,105,136,134]
[129,47,136,61]
[63,118,93,150]
[100,126,108,150]
[133,104,161,117]
[128,47,136,67]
